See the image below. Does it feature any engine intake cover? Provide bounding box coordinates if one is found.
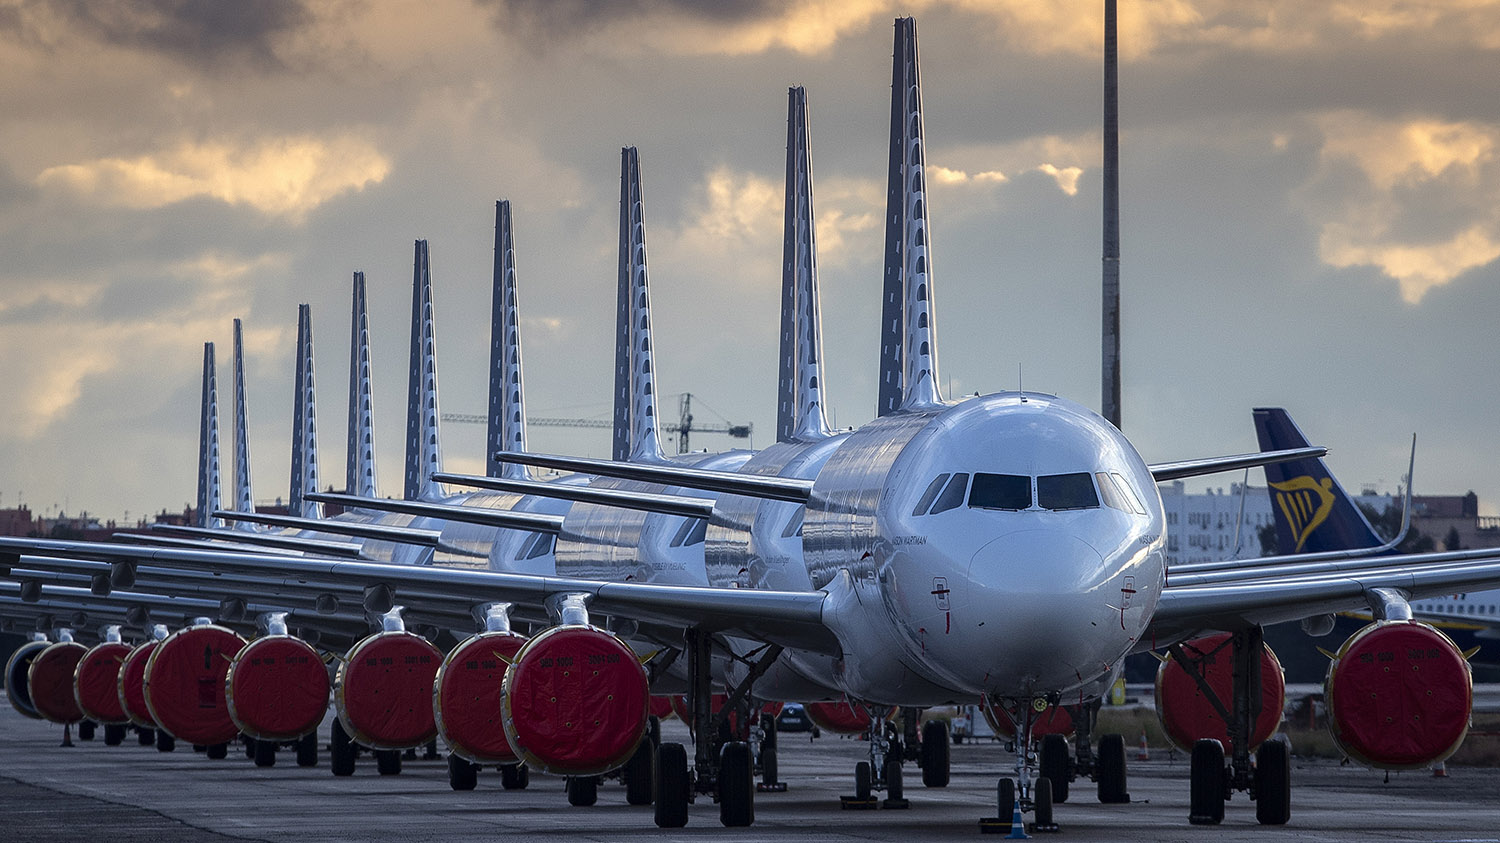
[434,630,527,763]
[226,635,330,741]
[804,700,895,735]
[74,642,133,725]
[117,641,160,727]
[1155,632,1285,752]
[982,700,1074,738]
[144,624,247,745]
[1326,620,1471,770]
[29,641,87,724]
[335,630,442,750]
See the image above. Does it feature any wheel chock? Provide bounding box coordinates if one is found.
[840,796,879,810]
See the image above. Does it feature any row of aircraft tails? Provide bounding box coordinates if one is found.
[7,16,1500,834]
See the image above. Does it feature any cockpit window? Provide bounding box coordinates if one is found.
[671,518,708,547]
[1037,473,1100,511]
[969,473,1032,511]
[1096,472,1145,515]
[781,509,805,538]
[912,474,950,516]
[929,473,970,515]
[520,532,554,560]
[1111,473,1146,515]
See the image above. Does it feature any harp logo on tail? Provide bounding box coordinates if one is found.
[1269,475,1336,552]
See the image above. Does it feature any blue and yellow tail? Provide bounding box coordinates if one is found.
[1253,408,1386,555]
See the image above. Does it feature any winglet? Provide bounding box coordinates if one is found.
[229,320,256,529]
[289,304,322,519]
[878,17,942,416]
[614,148,665,463]
[488,200,529,479]
[404,240,445,500]
[778,86,832,443]
[345,271,379,498]
[195,341,223,529]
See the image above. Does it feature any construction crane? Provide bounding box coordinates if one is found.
[440,392,751,455]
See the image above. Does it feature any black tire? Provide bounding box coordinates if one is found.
[104,724,126,746]
[998,777,1016,826]
[156,731,175,753]
[855,760,872,800]
[207,742,229,760]
[953,733,964,745]
[243,735,256,759]
[1039,733,1070,803]
[193,744,205,753]
[448,754,478,791]
[137,727,155,746]
[253,738,276,767]
[654,742,690,829]
[1097,733,1129,804]
[566,776,598,807]
[719,741,754,827]
[761,745,779,788]
[376,749,402,776]
[1255,739,1291,825]
[500,763,529,790]
[623,739,655,806]
[330,719,355,777]
[1034,775,1055,828]
[424,739,439,760]
[78,720,96,741]
[295,731,318,767]
[1189,738,1226,825]
[884,747,904,802]
[921,719,950,787]
[760,711,778,750]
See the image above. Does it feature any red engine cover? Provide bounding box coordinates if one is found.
[118,641,160,727]
[226,635,330,741]
[983,700,1075,738]
[1326,620,1471,770]
[29,641,87,724]
[433,630,526,763]
[1155,632,1285,752]
[805,700,895,735]
[501,625,648,775]
[144,625,246,745]
[668,694,784,736]
[74,642,133,725]
[335,631,442,749]
[650,695,676,720]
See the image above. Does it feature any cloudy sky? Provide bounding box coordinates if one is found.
[2,0,1499,526]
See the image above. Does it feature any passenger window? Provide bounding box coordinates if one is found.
[929,473,970,515]
[912,474,951,516]
[781,509,805,538]
[1037,473,1099,511]
[1111,472,1146,514]
[969,473,1032,511]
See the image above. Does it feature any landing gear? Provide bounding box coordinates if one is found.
[136,727,155,746]
[719,741,754,827]
[1039,734,1070,803]
[655,743,690,828]
[1096,733,1129,803]
[979,696,1078,835]
[622,739,655,805]
[207,742,229,760]
[78,720,96,741]
[756,712,783,792]
[156,730,175,753]
[566,775,598,807]
[1189,739,1225,825]
[500,763,529,790]
[1255,739,1291,825]
[295,731,318,767]
[253,737,275,767]
[375,749,402,775]
[330,719,355,776]
[921,719,951,787]
[447,754,478,791]
[103,724,127,746]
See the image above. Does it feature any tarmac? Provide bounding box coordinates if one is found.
[3,700,1499,842]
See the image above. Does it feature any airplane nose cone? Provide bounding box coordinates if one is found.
[968,529,1104,592]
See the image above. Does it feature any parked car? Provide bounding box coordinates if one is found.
[775,703,816,734]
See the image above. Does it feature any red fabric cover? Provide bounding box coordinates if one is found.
[1155,632,1285,752]
[666,695,784,736]
[501,625,648,775]
[434,631,526,762]
[983,701,1075,738]
[74,642,132,724]
[804,700,895,734]
[650,695,675,720]
[144,625,246,745]
[336,631,442,749]
[1326,621,1471,770]
[226,636,330,741]
[118,641,159,727]
[29,642,87,724]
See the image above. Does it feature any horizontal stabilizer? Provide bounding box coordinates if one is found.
[433,472,715,519]
[213,510,443,547]
[306,491,564,534]
[1148,446,1327,482]
[492,452,813,503]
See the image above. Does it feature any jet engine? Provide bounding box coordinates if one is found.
[803,700,895,734]
[29,640,88,724]
[226,634,330,742]
[144,623,247,746]
[433,629,527,763]
[981,700,1074,738]
[1155,632,1285,751]
[118,641,161,729]
[334,629,442,749]
[1324,620,1471,769]
[500,623,649,776]
[4,639,48,720]
[74,641,134,726]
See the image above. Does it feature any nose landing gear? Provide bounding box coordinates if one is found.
[980,696,1061,836]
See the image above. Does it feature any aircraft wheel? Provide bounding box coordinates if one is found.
[137,727,155,746]
[330,719,355,776]
[566,775,598,807]
[654,742,690,828]
[854,760,872,801]
[884,744,904,802]
[156,731,175,753]
[78,720,96,741]
[1189,738,1226,825]
[1034,775,1057,831]
[1097,733,1129,803]
[253,738,275,767]
[500,763,528,790]
[1255,739,1291,825]
[997,777,1015,825]
[104,724,127,746]
[243,736,256,759]
[447,754,478,791]
[375,749,402,776]
[295,731,318,767]
[1040,733,1071,803]
[719,741,754,827]
[207,742,229,760]
[761,745,779,788]
[623,739,655,805]
[921,719,950,787]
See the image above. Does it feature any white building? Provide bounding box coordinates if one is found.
[1158,481,1396,566]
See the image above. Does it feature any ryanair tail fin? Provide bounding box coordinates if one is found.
[229,320,256,529]
[195,342,223,529]
[404,240,445,500]
[346,271,379,498]
[289,304,322,519]
[777,86,832,443]
[488,200,528,479]
[1253,407,1384,554]
[612,147,665,463]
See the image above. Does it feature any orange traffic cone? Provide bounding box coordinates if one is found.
[1136,731,1149,761]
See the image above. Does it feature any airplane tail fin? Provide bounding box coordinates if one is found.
[1253,407,1384,554]
[195,342,223,529]
[488,200,528,479]
[404,240,445,500]
[230,320,256,529]
[777,86,831,443]
[613,147,665,463]
[346,271,379,498]
[289,304,322,519]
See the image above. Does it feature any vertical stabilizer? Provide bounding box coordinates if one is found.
[196,342,223,529]
[488,201,528,479]
[345,272,379,497]
[230,320,255,529]
[777,86,832,443]
[613,148,665,463]
[878,17,942,416]
[289,304,322,519]
[1253,408,1385,554]
[404,240,444,500]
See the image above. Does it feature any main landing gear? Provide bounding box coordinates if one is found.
[838,707,910,810]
